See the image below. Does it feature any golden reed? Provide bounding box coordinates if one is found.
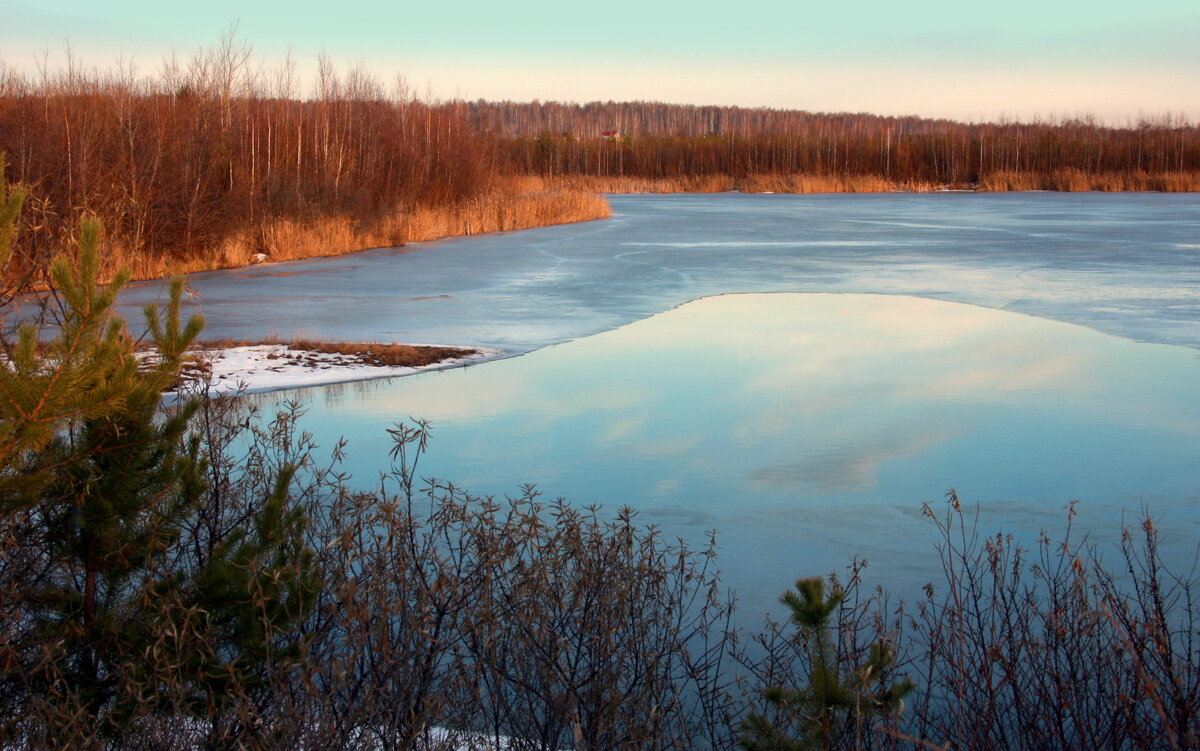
[544,171,1200,195]
[546,174,943,194]
[68,169,1200,283]
[107,186,611,282]
[980,170,1200,192]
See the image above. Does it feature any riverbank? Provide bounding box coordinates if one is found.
[105,168,1199,283]
[19,171,1199,289]
[115,187,612,283]
[174,340,500,396]
[532,170,1200,194]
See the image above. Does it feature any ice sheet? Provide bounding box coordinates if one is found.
[113,192,1200,356]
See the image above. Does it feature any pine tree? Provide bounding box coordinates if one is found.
[741,577,914,750]
[181,463,320,735]
[0,172,319,743]
[0,215,206,732]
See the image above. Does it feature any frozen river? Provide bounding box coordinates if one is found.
[117,192,1200,355]
[118,192,1200,613]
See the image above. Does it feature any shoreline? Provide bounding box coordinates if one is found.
[539,171,1200,196]
[97,176,1200,286]
[177,341,503,397]
[23,188,615,289]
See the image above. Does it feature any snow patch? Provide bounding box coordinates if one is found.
[190,344,501,396]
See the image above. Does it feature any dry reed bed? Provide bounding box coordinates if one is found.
[541,174,942,194]
[194,338,476,368]
[979,169,1200,191]
[135,338,479,392]
[542,172,1200,195]
[99,187,610,283]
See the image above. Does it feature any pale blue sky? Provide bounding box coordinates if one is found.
[6,0,1198,122]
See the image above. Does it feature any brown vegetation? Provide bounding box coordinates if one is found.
[7,399,1198,748]
[140,338,478,392]
[980,168,1200,192]
[398,187,610,242]
[735,492,1200,750]
[2,41,1198,287]
[199,337,477,368]
[485,101,1200,188]
[542,173,942,194]
[0,40,609,286]
[111,187,609,280]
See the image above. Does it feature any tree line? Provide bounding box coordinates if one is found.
[487,103,1199,185]
[1,44,1198,282]
[0,42,496,281]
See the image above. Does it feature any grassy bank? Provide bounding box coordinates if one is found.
[531,171,1200,194]
[978,168,1200,191]
[191,338,476,368]
[115,186,611,281]
[541,173,938,193]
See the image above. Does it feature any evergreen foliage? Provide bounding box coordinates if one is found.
[182,464,320,714]
[740,577,914,750]
[0,187,318,743]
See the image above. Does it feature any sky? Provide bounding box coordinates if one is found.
[5,0,1199,123]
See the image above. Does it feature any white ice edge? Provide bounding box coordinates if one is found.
[180,344,503,397]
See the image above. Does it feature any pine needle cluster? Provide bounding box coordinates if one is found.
[741,577,914,750]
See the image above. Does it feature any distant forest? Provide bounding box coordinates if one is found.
[474,100,1200,185]
[1,45,1198,281]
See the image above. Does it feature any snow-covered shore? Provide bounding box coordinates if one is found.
[195,343,501,396]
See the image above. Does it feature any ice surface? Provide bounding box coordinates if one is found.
[114,192,1200,356]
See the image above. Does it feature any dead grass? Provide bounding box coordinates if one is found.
[735,173,941,193]
[195,337,477,368]
[536,173,945,194]
[978,171,1042,191]
[84,184,611,285]
[398,188,611,242]
[545,170,1200,195]
[134,337,477,393]
[980,170,1200,192]
[535,174,740,194]
[531,175,733,193]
